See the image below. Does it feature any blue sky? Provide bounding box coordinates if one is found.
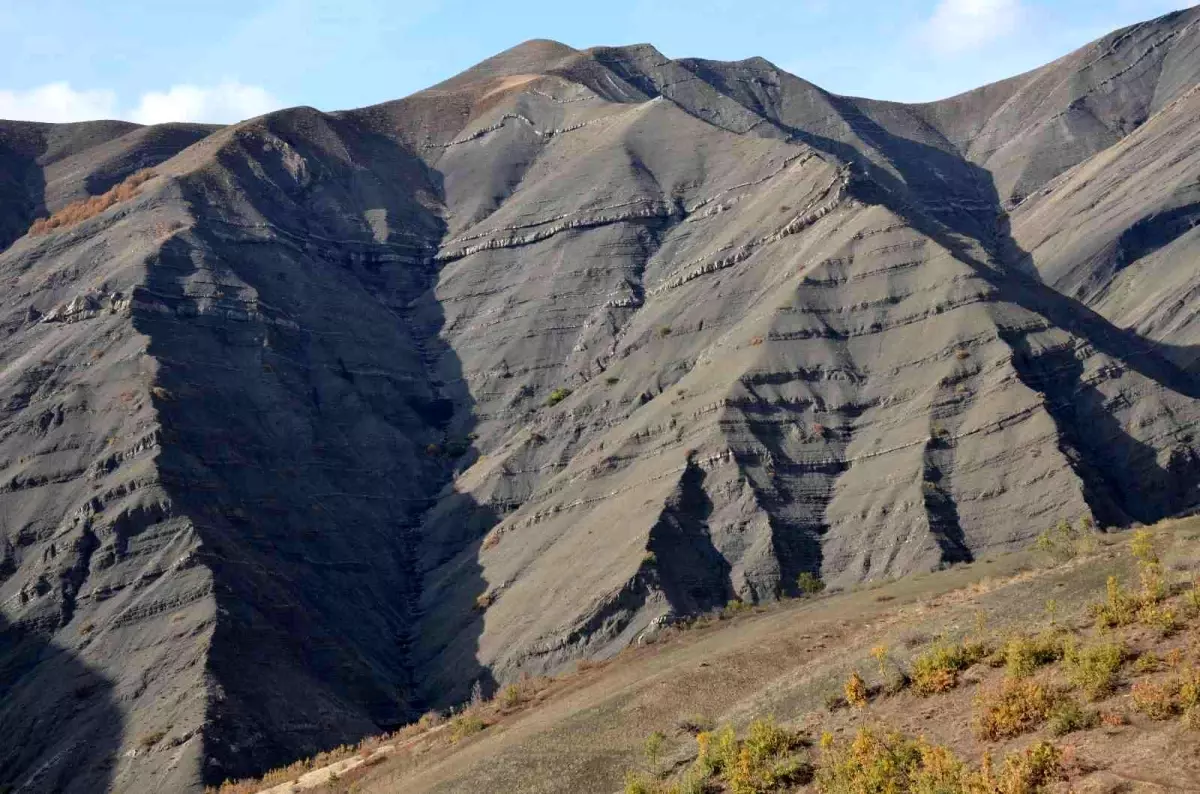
[0,0,1193,124]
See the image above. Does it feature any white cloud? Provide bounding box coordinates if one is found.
[920,0,1027,56]
[0,82,117,122]
[130,81,282,124]
[0,80,282,125]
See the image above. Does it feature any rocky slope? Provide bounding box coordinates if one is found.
[1,7,1200,792]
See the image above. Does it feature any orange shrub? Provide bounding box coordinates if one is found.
[28,170,155,236]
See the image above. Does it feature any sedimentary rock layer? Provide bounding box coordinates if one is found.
[1,7,1199,791]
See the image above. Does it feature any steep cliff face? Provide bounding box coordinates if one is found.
[2,7,1200,792]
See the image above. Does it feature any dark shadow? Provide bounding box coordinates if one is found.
[646,458,734,614]
[1112,201,1200,272]
[131,109,498,784]
[0,614,123,793]
[1000,335,1200,525]
[0,124,48,253]
[733,426,834,599]
[80,123,219,197]
[922,438,973,564]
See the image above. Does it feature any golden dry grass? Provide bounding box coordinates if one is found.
[28,169,155,236]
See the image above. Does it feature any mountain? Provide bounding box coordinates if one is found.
[2,8,1200,791]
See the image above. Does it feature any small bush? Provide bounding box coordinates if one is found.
[988,741,1065,793]
[658,326,672,337]
[722,599,751,618]
[1002,631,1065,679]
[796,571,826,597]
[1090,575,1140,628]
[1047,698,1099,736]
[500,684,524,709]
[844,671,868,709]
[606,376,620,385]
[911,639,987,695]
[1130,527,1158,564]
[545,387,572,407]
[1133,651,1162,674]
[449,713,486,743]
[1131,680,1178,720]
[1183,576,1200,617]
[1064,641,1127,700]
[28,170,155,236]
[871,645,910,695]
[417,710,444,729]
[622,771,665,794]
[644,730,666,768]
[682,719,812,794]
[1180,672,1200,711]
[973,678,1057,741]
[1138,601,1179,636]
[1034,517,1098,562]
[816,728,1062,794]
[1138,560,1168,605]
[1099,710,1129,727]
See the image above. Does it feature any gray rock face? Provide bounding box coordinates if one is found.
[2,8,1200,791]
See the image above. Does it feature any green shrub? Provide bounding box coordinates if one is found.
[449,713,486,743]
[987,742,1065,793]
[815,728,1063,794]
[722,599,751,618]
[796,571,826,597]
[644,731,666,767]
[1138,601,1180,636]
[1002,631,1065,679]
[1047,698,1099,736]
[1090,575,1139,628]
[910,639,988,695]
[1033,517,1098,562]
[1064,641,1127,700]
[545,387,572,407]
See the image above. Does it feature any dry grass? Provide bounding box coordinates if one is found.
[227,517,1200,794]
[28,170,155,236]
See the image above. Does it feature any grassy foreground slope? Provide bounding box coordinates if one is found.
[222,517,1200,793]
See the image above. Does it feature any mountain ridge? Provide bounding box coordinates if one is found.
[2,7,1200,792]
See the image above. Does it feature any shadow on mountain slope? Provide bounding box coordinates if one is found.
[130,117,499,783]
[0,614,122,793]
[833,144,1200,526]
[0,136,45,253]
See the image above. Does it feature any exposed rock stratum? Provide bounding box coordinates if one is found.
[3,10,1200,791]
